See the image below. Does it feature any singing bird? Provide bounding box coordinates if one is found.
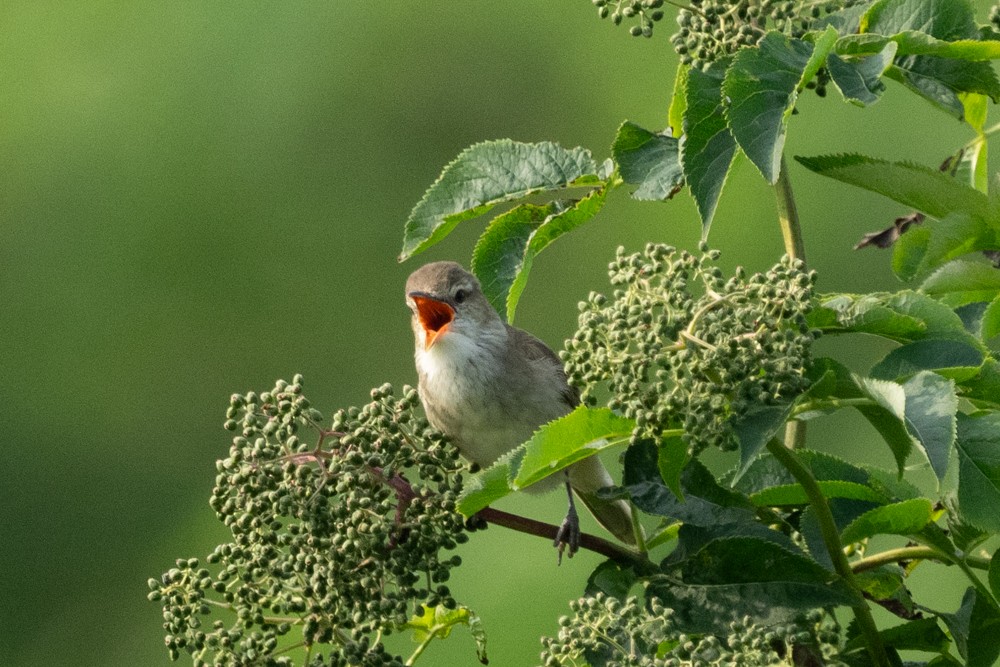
[405,261,635,556]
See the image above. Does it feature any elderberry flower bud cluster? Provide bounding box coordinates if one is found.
[539,595,846,666]
[591,0,667,38]
[670,0,866,71]
[148,376,468,666]
[562,244,817,453]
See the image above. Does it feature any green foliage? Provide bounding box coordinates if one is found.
[539,595,847,667]
[562,244,815,455]
[149,379,471,666]
[156,1,1000,665]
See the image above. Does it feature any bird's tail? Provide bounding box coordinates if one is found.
[568,456,639,545]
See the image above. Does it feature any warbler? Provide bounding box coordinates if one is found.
[405,261,635,556]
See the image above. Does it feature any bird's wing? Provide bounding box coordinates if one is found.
[507,325,580,409]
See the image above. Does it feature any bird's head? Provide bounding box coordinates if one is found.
[405,262,501,351]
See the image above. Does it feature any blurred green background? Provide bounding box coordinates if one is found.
[1,2,995,665]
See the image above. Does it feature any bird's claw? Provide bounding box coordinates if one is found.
[553,504,580,565]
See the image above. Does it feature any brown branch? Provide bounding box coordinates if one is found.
[476,507,656,573]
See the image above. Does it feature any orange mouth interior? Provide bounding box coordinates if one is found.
[412,295,455,349]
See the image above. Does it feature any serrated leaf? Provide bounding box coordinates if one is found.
[956,412,1000,533]
[815,290,988,347]
[873,618,950,653]
[733,446,871,494]
[611,121,683,201]
[585,559,638,601]
[513,406,634,489]
[907,211,999,279]
[724,28,837,183]
[731,403,794,481]
[887,56,1000,118]
[471,184,609,322]
[939,587,1000,667]
[836,31,1000,61]
[647,577,854,635]
[680,536,835,586]
[681,59,737,235]
[899,371,957,481]
[870,338,984,381]
[893,224,932,280]
[856,376,914,474]
[861,0,979,41]
[750,480,885,506]
[840,498,934,543]
[657,434,688,501]
[984,296,1000,349]
[668,63,689,139]
[405,604,487,663]
[810,294,928,341]
[827,42,896,106]
[814,2,876,34]
[920,259,1000,307]
[963,358,1000,409]
[456,446,524,516]
[399,140,600,260]
[624,440,755,527]
[794,153,992,223]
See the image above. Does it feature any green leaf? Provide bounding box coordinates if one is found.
[794,154,992,223]
[810,293,928,341]
[984,296,1000,349]
[471,185,609,322]
[406,604,488,664]
[856,376,914,474]
[956,412,1000,532]
[512,406,634,489]
[647,576,854,635]
[900,372,957,481]
[939,587,1000,667]
[731,403,794,481]
[840,498,934,543]
[920,259,1000,307]
[624,441,755,527]
[836,32,1000,60]
[875,618,950,653]
[399,140,601,260]
[909,212,998,280]
[611,121,683,201]
[456,446,524,516]
[963,358,1000,409]
[724,28,837,183]
[750,480,885,506]
[668,63,689,139]
[657,434,689,501]
[989,546,1000,602]
[861,0,980,41]
[826,42,896,106]
[893,224,932,280]
[585,559,638,601]
[681,59,737,235]
[870,338,984,381]
[887,56,1000,118]
[680,536,836,586]
[814,290,987,347]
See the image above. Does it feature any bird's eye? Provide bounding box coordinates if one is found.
[453,289,467,304]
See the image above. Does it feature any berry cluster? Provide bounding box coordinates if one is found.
[591,0,667,38]
[670,0,866,70]
[562,244,816,453]
[148,377,468,666]
[540,595,846,666]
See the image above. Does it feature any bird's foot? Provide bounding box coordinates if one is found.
[554,481,580,564]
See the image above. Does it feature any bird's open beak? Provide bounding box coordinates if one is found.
[408,292,455,350]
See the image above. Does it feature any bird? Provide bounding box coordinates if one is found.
[404,261,636,557]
